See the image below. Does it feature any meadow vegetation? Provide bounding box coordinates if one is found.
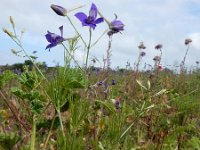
[1,3,200,150]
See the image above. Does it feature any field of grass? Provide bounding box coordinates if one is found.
[1,3,200,150]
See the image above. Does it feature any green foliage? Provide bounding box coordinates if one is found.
[0,70,16,89]
[0,132,20,150]
[11,69,45,115]
[47,67,85,110]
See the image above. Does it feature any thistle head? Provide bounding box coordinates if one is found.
[185,38,192,45]
[155,44,163,50]
[138,42,146,49]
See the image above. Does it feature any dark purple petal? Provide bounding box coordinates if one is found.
[115,99,120,110]
[46,43,57,50]
[111,79,116,85]
[51,4,67,16]
[111,20,124,31]
[55,36,64,43]
[82,21,89,26]
[45,32,57,43]
[88,23,96,30]
[75,12,87,23]
[94,17,104,24]
[97,81,103,86]
[45,26,65,51]
[89,3,97,19]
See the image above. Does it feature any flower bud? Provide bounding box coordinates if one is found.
[51,4,67,16]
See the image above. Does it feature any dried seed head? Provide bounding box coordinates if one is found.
[140,51,146,57]
[138,42,146,49]
[185,38,192,45]
[155,44,163,49]
[153,56,161,62]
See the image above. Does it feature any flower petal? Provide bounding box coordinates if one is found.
[94,17,104,24]
[89,3,97,19]
[46,43,57,50]
[111,20,124,31]
[45,31,56,43]
[89,24,96,30]
[75,12,87,23]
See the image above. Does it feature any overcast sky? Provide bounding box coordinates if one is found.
[1,0,200,69]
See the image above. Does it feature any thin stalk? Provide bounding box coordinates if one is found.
[85,28,92,69]
[91,29,108,48]
[158,48,163,66]
[64,47,66,68]
[134,49,142,80]
[57,109,65,137]
[30,116,36,150]
[181,44,190,67]
[61,43,84,72]
[65,15,87,48]
[0,90,30,132]
[9,25,46,79]
[10,37,46,80]
[43,116,56,150]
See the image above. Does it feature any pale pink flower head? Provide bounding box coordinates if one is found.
[158,65,164,71]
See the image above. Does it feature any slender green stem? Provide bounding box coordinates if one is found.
[64,47,66,68]
[43,116,56,150]
[61,43,83,72]
[65,15,87,48]
[91,29,108,48]
[10,37,46,80]
[30,116,36,150]
[85,28,92,69]
[57,109,65,138]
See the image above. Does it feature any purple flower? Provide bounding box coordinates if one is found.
[111,79,116,85]
[108,20,124,36]
[115,99,120,110]
[75,3,104,30]
[97,81,103,86]
[45,26,65,51]
[51,4,67,16]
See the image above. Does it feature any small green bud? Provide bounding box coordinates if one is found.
[9,16,15,27]
[2,27,14,37]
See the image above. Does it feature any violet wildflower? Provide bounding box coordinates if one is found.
[107,18,124,36]
[75,3,104,30]
[97,81,103,86]
[115,99,120,110]
[51,4,67,16]
[45,26,65,51]
[111,79,116,85]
